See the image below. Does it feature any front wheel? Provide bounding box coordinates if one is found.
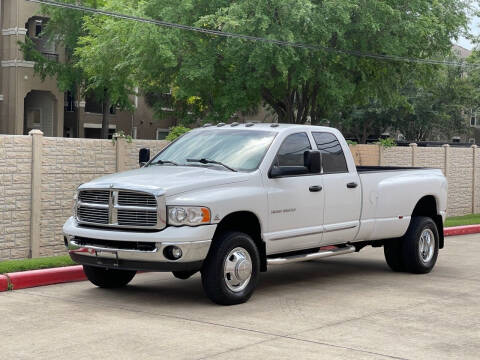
[201,231,260,305]
[83,265,136,288]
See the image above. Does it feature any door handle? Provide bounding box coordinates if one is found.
[309,185,323,192]
[347,182,358,189]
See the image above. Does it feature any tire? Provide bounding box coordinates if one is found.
[201,231,260,305]
[384,238,406,272]
[172,270,197,280]
[83,265,136,288]
[402,216,439,274]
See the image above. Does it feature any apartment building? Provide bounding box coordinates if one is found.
[0,0,175,139]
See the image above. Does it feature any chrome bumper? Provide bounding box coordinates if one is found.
[65,235,211,264]
[63,217,215,271]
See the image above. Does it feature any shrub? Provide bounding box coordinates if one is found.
[165,126,190,141]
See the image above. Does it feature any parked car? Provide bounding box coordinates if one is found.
[63,124,447,305]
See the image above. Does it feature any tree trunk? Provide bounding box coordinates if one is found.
[101,89,110,139]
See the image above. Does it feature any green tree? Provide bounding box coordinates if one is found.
[142,0,469,123]
[23,0,470,129]
[336,59,472,143]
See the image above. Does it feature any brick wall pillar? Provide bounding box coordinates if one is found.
[29,129,43,258]
[409,143,418,166]
[379,144,384,166]
[114,136,127,172]
[442,144,450,177]
[473,145,478,214]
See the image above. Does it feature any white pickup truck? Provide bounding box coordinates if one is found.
[64,124,447,305]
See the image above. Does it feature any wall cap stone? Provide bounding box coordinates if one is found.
[28,130,44,136]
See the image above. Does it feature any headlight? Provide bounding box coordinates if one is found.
[167,206,211,226]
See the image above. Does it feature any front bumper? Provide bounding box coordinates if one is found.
[63,217,215,272]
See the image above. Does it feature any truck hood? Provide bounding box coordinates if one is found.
[78,165,249,196]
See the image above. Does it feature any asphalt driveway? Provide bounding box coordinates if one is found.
[0,234,479,360]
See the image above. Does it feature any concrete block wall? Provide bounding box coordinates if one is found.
[382,146,412,167]
[0,133,168,260]
[475,147,480,214]
[40,138,116,257]
[123,140,169,170]
[0,135,479,260]
[0,136,32,260]
[350,145,380,166]
[448,148,474,217]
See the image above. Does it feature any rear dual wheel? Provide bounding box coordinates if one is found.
[384,216,439,274]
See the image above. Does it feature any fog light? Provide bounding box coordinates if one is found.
[164,246,183,260]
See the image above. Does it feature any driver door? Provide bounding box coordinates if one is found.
[265,132,325,254]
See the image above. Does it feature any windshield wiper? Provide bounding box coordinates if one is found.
[186,158,237,172]
[151,159,178,166]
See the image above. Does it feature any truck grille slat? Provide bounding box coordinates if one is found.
[118,191,156,207]
[76,189,162,229]
[78,190,110,204]
[118,209,157,226]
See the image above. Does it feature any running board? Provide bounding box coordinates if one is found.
[267,245,356,265]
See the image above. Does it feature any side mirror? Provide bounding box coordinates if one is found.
[304,150,321,173]
[139,148,150,167]
[269,166,309,178]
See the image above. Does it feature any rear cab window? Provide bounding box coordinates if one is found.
[312,132,348,174]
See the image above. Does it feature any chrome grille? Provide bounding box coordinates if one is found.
[77,206,109,224]
[78,190,109,204]
[118,191,156,207]
[76,189,165,229]
[118,209,157,226]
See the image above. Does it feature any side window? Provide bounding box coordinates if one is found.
[275,132,311,167]
[312,132,348,173]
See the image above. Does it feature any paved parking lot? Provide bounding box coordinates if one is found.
[0,234,479,360]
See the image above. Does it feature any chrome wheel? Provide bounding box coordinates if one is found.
[419,228,435,263]
[224,247,252,292]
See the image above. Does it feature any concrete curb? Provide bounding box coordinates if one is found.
[0,265,85,292]
[0,225,479,292]
[444,225,480,237]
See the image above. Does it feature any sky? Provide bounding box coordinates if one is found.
[456,9,480,50]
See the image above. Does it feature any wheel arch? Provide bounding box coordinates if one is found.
[411,195,444,249]
[212,211,267,271]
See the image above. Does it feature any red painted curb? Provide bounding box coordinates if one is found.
[444,225,480,237]
[7,265,86,290]
[0,275,9,292]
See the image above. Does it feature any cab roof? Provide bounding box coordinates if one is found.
[194,122,336,133]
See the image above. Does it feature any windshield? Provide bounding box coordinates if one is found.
[150,129,276,172]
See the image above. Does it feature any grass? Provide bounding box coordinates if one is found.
[445,213,480,227]
[0,255,75,274]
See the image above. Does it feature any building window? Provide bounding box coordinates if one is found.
[83,123,116,139]
[471,112,477,127]
[84,93,103,114]
[156,129,169,140]
[65,91,75,112]
[35,20,43,37]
